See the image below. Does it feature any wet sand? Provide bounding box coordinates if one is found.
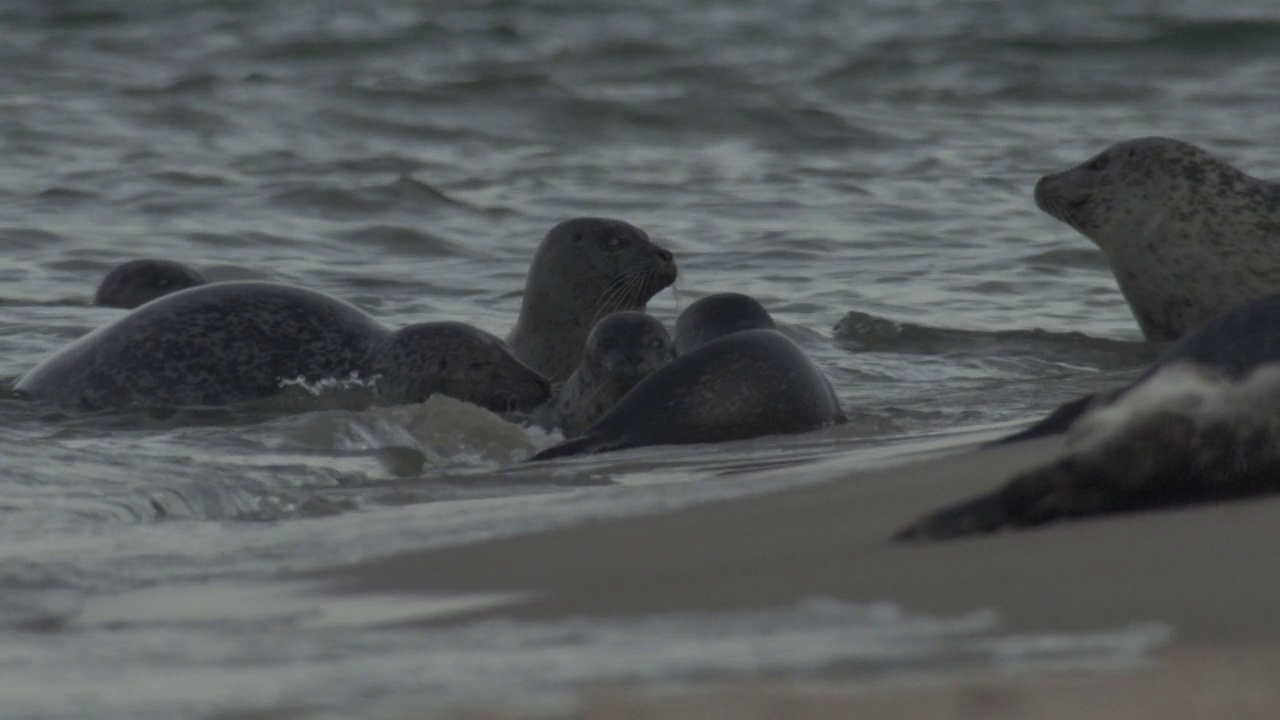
[312,434,1280,643]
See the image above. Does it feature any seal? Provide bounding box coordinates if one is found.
[997,292,1280,444]
[547,311,673,437]
[1035,136,1280,343]
[673,292,776,355]
[529,328,846,460]
[905,293,1280,539]
[93,259,207,309]
[16,281,550,412]
[507,217,678,383]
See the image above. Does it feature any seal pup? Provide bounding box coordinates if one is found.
[996,292,1280,444]
[547,311,673,437]
[1035,136,1280,343]
[530,329,846,460]
[507,217,678,383]
[897,364,1280,541]
[673,292,775,355]
[17,281,550,412]
[93,259,207,309]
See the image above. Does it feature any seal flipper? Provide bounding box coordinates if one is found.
[989,393,1098,445]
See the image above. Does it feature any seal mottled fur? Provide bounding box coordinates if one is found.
[93,259,207,309]
[530,329,846,460]
[17,281,550,412]
[1035,136,1280,342]
[507,218,677,383]
[548,311,673,437]
[674,292,776,355]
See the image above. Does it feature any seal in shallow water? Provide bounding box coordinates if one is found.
[547,311,673,437]
[530,328,846,460]
[507,217,677,383]
[17,281,550,412]
[93,259,207,309]
[1035,136,1280,343]
[673,292,776,355]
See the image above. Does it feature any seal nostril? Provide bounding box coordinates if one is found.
[655,248,673,263]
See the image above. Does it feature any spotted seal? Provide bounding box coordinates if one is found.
[905,293,1280,539]
[673,292,776,355]
[1035,136,1280,343]
[93,259,207,309]
[547,311,673,437]
[507,217,677,383]
[530,328,846,460]
[16,281,550,412]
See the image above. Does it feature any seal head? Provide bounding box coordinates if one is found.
[507,217,677,383]
[1035,136,1280,342]
[93,259,207,309]
[674,292,776,355]
[548,311,673,437]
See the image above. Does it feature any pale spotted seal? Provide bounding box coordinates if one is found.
[93,259,207,309]
[547,311,673,437]
[16,281,550,412]
[1035,136,1280,343]
[530,329,846,460]
[673,292,775,355]
[507,217,678,383]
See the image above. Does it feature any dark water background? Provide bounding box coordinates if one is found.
[2,0,1278,717]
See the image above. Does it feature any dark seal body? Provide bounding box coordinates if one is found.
[905,293,1280,540]
[93,259,207,309]
[1034,136,1280,342]
[17,281,549,412]
[507,218,678,383]
[548,311,673,437]
[674,292,776,355]
[531,329,845,460]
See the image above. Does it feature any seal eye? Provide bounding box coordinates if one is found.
[1085,154,1109,172]
[647,338,665,349]
[605,236,629,249]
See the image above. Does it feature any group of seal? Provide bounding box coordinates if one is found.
[900,137,1280,540]
[18,218,676,416]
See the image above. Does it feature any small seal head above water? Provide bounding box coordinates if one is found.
[93,259,207,309]
[1035,136,1280,342]
[674,292,776,355]
[363,322,551,412]
[530,329,845,460]
[17,281,550,413]
[548,311,673,437]
[507,217,678,383]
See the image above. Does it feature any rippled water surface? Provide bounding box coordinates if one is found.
[4,0,1280,717]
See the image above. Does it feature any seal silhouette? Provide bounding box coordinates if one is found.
[17,281,550,412]
[1035,136,1280,343]
[673,292,776,355]
[548,311,673,438]
[530,328,846,460]
[507,217,677,383]
[93,259,207,309]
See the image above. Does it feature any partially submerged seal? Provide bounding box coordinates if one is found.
[93,259,207,309]
[1035,136,1280,342]
[547,311,673,437]
[530,328,845,460]
[17,282,550,412]
[507,217,677,383]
